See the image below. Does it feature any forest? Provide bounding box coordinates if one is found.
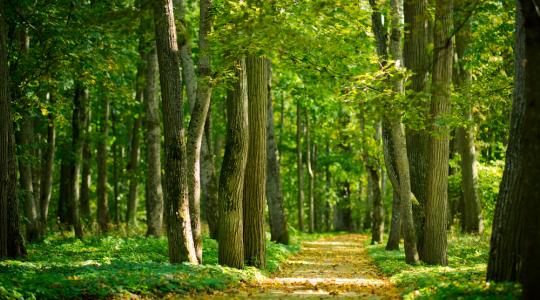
[0,0,539,298]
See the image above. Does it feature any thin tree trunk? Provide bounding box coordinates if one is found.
[423,0,453,265]
[97,93,110,233]
[39,94,55,234]
[306,110,315,233]
[296,101,304,232]
[175,0,197,111]
[404,0,430,259]
[153,0,198,264]
[265,61,289,244]
[0,0,26,256]
[144,47,164,237]
[202,108,219,240]
[218,59,249,269]
[111,115,120,225]
[386,190,401,250]
[80,109,91,221]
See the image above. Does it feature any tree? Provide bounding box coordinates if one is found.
[0,0,26,257]
[423,0,453,265]
[306,109,315,233]
[153,0,197,264]
[96,91,110,233]
[39,93,56,234]
[296,101,305,232]
[218,59,249,269]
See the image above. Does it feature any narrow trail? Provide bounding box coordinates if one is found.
[202,234,401,299]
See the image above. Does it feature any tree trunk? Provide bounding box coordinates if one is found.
[369,165,384,244]
[296,101,304,232]
[423,0,453,265]
[386,190,401,250]
[57,158,70,225]
[243,56,267,268]
[80,109,91,221]
[0,0,26,256]
[518,1,540,297]
[39,94,56,234]
[153,0,198,264]
[218,59,249,269]
[404,0,430,259]
[265,61,289,244]
[111,115,121,225]
[144,47,164,237]
[175,0,197,111]
[453,9,482,234]
[97,93,110,233]
[202,108,219,240]
[487,1,526,282]
[306,110,315,234]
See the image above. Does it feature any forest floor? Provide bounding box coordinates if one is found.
[195,234,401,299]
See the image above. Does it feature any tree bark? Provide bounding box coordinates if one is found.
[423,0,453,265]
[296,101,304,232]
[265,61,289,244]
[202,107,219,240]
[39,94,56,234]
[80,110,91,221]
[97,93,110,233]
[386,190,401,250]
[175,0,197,111]
[218,59,249,269]
[306,110,315,234]
[404,0,430,259]
[243,56,267,268]
[153,0,198,264]
[144,47,164,237]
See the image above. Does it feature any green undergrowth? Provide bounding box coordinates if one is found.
[0,231,302,299]
[367,232,521,299]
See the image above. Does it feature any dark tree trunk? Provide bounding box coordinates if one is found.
[97,93,110,233]
[58,158,70,225]
[265,61,289,244]
[296,101,304,232]
[243,56,267,268]
[39,94,56,234]
[202,107,219,240]
[306,110,315,234]
[386,190,401,250]
[80,110,91,221]
[144,47,164,237]
[218,59,249,269]
[423,0,453,265]
[153,0,198,264]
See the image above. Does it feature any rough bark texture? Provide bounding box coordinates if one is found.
[144,48,164,237]
[519,1,540,297]
[487,1,526,282]
[423,0,453,265]
[453,9,483,234]
[175,0,197,111]
[243,56,267,268]
[218,59,248,269]
[96,94,110,233]
[202,108,219,240]
[306,110,315,234]
[0,0,26,257]
[296,102,304,232]
[404,0,430,259]
[39,95,56,234]
[265,61,289,245]
[386,190,401,250]
[153,0,198,264]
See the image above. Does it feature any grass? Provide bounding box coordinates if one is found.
[367,231,522,299]
[0,231,301,299]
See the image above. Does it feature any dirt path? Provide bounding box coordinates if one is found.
[202,234,401,299]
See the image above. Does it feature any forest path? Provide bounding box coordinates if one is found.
[200,234,401,299]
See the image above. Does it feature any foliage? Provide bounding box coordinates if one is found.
[0,233,299,299]
[367,233,521,299]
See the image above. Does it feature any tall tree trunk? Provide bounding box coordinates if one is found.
[0,0,26,257]
[296,101,304,232]
[369,165,384,244]
[111,114,121,225]
[382,119,401,251]
[218,59,249,269]
[17,113,41,242]
[67,85,87,239]
[324,143,332,232]
[518,1,540,297]
[306,110,315,234]
[202,108,219,240]
[265,61,289,244]
[57,157,70,225]
[144,47,164,237]
[153,0,198,264]
[80,110,91,221]
[453,8,482,234]
[175,0,197,111]
[487,1,526,282]
[39,94,55,234]
[386,190,401,250]
[97,93,110,233]
[243,56,267,268]
[404,0,430,259]
[423,0,453,265]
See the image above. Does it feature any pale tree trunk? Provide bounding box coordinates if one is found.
[0,0,26,257]
[487,2,526,282]
[518,1,540,297]
[96,93,110,233]
[404,0,430,259]
[39,93,56,234]
[153,0,198,264]
[243,56,267,268]
[144,47,164,237]
[424,0,453,265]
[296,102,304,232]
[453,8,482,234]
[265,61,289,244]
[306,110,315,233]
[218,59,249,269]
